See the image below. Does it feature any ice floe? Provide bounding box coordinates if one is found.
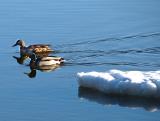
[77,70,160,99]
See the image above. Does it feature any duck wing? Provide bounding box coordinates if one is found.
[27,44,53,52]
[28,44,51,49]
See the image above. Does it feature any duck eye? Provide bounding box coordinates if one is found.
[17,40,21,43]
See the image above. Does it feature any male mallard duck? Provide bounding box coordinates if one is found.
[12,39,53,56]
[29,53,64,70]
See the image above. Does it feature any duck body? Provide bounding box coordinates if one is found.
[13,40,53,56]
[29,53,64,70]
[38,56,64,66]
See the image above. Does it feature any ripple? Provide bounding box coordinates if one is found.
[63,61,160,68]
[54,32,160,69]
[55,32,160,49]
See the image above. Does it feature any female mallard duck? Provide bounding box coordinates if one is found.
[29,53,64,70]
[12,39,54,56]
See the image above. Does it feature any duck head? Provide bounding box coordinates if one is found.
[12,39,25,47]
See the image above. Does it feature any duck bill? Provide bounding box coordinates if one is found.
[12,43,18,47]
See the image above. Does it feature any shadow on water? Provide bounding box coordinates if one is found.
[78,87,160,112]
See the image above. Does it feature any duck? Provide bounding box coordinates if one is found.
[12,39,54,56]
[29,53,64,70]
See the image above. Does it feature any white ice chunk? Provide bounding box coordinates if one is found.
[77,70,160,98]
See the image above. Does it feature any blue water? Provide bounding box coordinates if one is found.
[0,0,160,120]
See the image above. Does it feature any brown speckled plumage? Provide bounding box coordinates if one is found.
[12,40,54,56]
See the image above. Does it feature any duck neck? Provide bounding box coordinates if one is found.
[20,41,26,48]
[30,54,36,66]
[30,59,36,69]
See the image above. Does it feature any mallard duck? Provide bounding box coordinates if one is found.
[29,53,64,70]
[12,39,54,56]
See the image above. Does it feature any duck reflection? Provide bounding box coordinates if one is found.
[13,55,28,64]
[24,53,64,78]
[24,69,37,78]
[24,64,61,78]
[13,52,53,65]
[78,87,160,112]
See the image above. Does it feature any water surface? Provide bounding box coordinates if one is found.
[0,0,160,120]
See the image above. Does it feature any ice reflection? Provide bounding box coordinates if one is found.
[78,87,160,112]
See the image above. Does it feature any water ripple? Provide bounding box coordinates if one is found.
[64,61,160,68]
[57,46,160,56]
[55,32,160,49]
[54,32,160,68]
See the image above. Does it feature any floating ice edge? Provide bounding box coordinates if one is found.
[77,70,160,99]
